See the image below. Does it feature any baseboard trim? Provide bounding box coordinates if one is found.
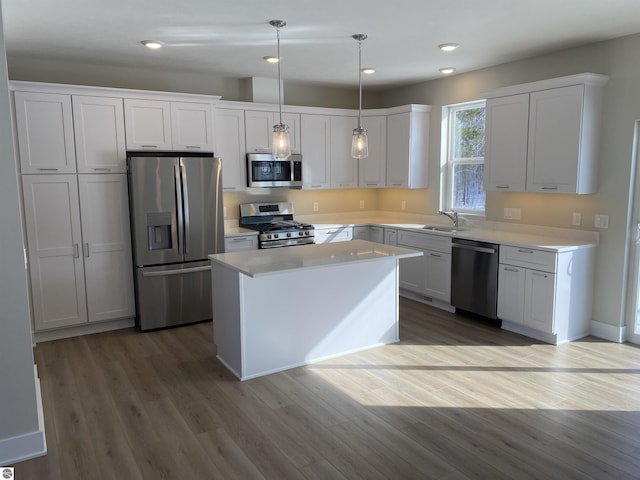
[33,317,135,343]
[590,319,627,343]
[0,366,47,465]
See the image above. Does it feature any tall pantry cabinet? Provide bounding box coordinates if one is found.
[13,85,135,333]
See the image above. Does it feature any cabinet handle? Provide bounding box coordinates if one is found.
[223,187,237,191]
[83,243,90,257]
[184,145,200,149]
[391,183,403,186]
[496,185,510,189]
[92,168,112,172]
[366,183,378,186]
[541,186,558,190]
[532,272,549,278]
[140,145,159,148]
[231,237,249,241]
[517,248,534,254]
[73,243,80,258]
[504,267,519,272]
[37,168,59,171]
[429,253,441,258]
[310,184,322,188]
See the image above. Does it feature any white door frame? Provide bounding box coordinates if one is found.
[626,120,640,344]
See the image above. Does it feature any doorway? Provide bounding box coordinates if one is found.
[627,120,640,344]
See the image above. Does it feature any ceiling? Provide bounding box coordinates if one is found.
[3,0,640,90]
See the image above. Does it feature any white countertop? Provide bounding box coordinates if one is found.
[209,240,422,277]
[223,212,598,253]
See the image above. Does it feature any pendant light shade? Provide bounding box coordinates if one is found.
[269,20,291,159]
[351,33,368,159]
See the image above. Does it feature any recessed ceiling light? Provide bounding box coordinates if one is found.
[263,56,280,63]
[361,67,376,75]
[439,67,456,74]
[141,40,164,50]
[438,43,459,52]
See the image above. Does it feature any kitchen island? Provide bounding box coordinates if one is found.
[209,240,421,380]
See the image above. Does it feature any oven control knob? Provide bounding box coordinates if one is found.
[267,234,272,239]
[287,233,292,237]
[299,231,303,236]
[274,234,279,239]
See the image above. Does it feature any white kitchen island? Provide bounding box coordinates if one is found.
[209,240,421,380]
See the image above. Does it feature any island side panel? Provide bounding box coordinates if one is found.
[211,262,243,379]
[239,258,400,380]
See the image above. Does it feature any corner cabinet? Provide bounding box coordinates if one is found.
[386,105,430,189]
[497,245,595,344]
[483,73,609,194]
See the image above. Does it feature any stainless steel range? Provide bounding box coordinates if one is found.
[240,202,315,249]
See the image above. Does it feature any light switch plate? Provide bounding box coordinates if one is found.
[595,214,609,228]
[572,212,582,226]
[360,200,365,209]
[504,207,521,220]
[401,200,406,211]
[313,202,319,212]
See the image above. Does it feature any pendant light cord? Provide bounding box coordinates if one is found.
[277,25,283,125]
[358,36,362,130]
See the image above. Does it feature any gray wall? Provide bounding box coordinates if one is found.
[0,0,42,460]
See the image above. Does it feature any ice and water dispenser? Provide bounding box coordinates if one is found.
[146,212,173,251]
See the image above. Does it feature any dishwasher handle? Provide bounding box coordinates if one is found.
[452,242,497,255]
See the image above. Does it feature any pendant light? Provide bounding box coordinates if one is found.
[269,20,291,159]
[351,33,368,159]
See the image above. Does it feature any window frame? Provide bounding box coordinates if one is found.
[440,100,487,215]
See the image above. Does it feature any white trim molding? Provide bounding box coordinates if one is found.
[590,319,627,343]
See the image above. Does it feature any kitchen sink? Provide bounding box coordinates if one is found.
[422,225,467,233]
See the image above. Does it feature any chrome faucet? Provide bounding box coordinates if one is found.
[438,210,458,228]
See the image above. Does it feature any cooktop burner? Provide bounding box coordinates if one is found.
[240,202,315,249]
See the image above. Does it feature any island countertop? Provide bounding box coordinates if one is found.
[209,239,422,278]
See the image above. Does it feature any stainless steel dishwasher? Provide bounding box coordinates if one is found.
[451,238,500,320]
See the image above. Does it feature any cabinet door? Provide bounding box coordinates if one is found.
[359,115,387,188]
[78,174,135,323]
[14,91,77,173]
[170,102,215,151]
[524,269,556,333]
[484,94,528,192]
[330,116,359,188]
[424,251,451,302]
[497,264,526,324]
[245,110,274,153]
[527,85,584,193]
[370,226,384,243]
[21,175,87,330]
[124,99,172,150]
[301,114,330,189]
[214,109,247,191]
[283,113,301,154]
[73,95,126,173]
[399,253,426,294]
[386,112,410,187]
[353,226,370,241]
[384,228,397,245]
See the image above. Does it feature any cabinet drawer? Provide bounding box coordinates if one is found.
[397,230,452,253]
[500,245,556,272]
[224,235,258,252]
[314,227,353,244]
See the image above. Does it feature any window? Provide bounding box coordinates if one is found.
[441,101,486,213]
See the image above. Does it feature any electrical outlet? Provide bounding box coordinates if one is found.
[503,207,521,220]
[594,214,609,229]
[360,200,365,209]
[401,200,406,211]
[572,212,582,226]
[313,202,319,212]
[223,206,227,218]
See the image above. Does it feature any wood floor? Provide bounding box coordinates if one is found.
[16,298,640,480]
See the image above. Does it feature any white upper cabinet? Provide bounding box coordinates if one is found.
[386,105,430,188]
[358,115,387,188]
[300,114,331,189]
[245,110,301,154]
[483,94,529,192]
[214,108,247,191]
[483,73,608,194]
[124,99,172,150]
[14,91,77,174]
[330,116,358,188]
[73,95,127,173]
[170,102,215,151]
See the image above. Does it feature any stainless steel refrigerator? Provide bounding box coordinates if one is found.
[127,152,224,330]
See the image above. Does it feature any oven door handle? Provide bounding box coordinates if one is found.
[142,265,211,277]
[452,243,497,254]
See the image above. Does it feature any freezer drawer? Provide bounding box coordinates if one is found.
[135,261,212,330]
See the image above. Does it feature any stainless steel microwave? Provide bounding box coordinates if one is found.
[247,153,302,188]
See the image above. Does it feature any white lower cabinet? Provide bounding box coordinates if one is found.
[396,230,451,302]
[224,235,258,252]
[498,245,593,344]
[22,174,134,331]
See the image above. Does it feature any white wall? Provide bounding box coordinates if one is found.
[0,0,45,464]
[377,34,640,333]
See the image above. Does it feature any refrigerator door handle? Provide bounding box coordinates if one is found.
[141,265,211,277]
[180,162,190,256]
[174,163,184,255]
